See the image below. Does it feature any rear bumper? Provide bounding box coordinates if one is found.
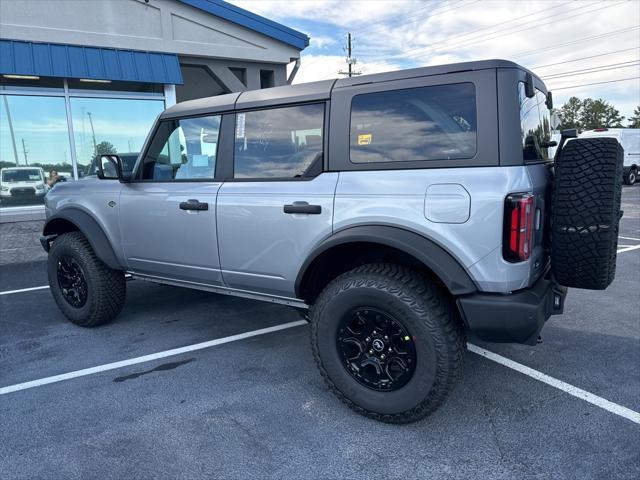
[457,276,567,345]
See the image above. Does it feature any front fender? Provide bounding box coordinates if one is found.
[42,209,122,270]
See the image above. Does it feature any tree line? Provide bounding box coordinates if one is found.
[554,97,640,131]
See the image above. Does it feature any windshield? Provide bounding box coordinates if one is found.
[1,169,42,182]
[518,82,551,161]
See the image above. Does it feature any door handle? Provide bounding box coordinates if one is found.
[179,199,208,211]
[283,201,322,214]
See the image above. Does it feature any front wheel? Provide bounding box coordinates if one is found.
[48,231,126,327]
[310,264,464,424]
[624,167,637,186]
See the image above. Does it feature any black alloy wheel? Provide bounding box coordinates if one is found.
[57,255,88,308]
[337,307,416,391]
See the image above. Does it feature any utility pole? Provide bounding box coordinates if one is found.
[2,95,20,165]
[339,32,361,78]
[21,138,29,165]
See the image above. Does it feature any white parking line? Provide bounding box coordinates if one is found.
[0,320,307,395]
[619,235,640,242]
[0,285,49,296]
[2,320,638,426]
[468,343,640,425]
[617,245,640,254]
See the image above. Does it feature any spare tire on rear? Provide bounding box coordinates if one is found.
[551,137,623,290]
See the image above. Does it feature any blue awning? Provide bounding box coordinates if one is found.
[0,39,183,85]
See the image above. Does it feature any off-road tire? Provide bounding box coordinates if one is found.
[310,263,464,424]
[48,231,126,327]
[624,167,636,186]
[551,137,623,290]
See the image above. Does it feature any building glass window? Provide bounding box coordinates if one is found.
[70,97,164,178]
[1,95,72,207]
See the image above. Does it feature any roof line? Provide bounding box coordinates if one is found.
[176,0,309,50]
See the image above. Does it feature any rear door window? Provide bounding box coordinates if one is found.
[519,83,551,161]
[233,103,324,179]
[349,83,477,163]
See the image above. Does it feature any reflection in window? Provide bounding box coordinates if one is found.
[0,95,71,207]
[140,115,221,181]
[70,97,164,178]
[350,83,477,164]
[234,104,324,179]
[519,83,551,161]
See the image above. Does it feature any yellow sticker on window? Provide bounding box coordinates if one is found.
[357,133,372,145]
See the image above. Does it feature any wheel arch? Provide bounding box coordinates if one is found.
[295,225,477,303]
[43,209,121,270]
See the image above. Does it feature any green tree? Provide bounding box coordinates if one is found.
[629,106,640,128]
[93,140,116,158]
[558,96,583,130]
[579,98,625,130]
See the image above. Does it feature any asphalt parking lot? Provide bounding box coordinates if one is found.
[1,187,639,480]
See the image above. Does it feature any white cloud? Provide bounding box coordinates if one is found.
[293,54,401,84]
[230,0,640,118]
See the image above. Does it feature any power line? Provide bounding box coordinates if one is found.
[541,61,640,80]
[530,47,640,69]
[367,0,475,34]
[404,0,627,61]
[549,77,640,91]
[516,25,639,59]
[376,0,577,60]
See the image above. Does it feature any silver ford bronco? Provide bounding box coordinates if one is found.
[41,60,623,423]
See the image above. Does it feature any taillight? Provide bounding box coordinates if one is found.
[503,193,534,262]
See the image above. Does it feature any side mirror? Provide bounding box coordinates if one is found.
[97,154,122,180]
[525,72,535,98]
[545,91,553,109]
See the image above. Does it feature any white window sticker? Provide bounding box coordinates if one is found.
[236,113,246,139]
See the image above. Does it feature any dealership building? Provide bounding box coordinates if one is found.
[0,0,308,220]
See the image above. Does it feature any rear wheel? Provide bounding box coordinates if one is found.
[310,264,464,424]
[48,231,126,327]
[624,167,637,186]
[551,138,623,290]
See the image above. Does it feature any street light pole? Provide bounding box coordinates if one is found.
[2,95,20,165]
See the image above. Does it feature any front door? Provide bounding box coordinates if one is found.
[119,113,224,285]
[216,103,337,298]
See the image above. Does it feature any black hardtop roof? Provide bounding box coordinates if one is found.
[160,59,537,119]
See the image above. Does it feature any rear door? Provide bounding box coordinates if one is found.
[119,113,228,285]
[216,103,337,298]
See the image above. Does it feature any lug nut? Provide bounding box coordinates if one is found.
[369,349,374,354]
[380,354,386,360]
[384,335,388,340]
[365,337,370,342]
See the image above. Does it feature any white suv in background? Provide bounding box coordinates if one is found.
[0,166,48,205]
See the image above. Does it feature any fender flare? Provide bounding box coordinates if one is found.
[295,225,477,297]
[42,209,121,270]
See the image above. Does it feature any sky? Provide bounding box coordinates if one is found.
[231,0,640,121]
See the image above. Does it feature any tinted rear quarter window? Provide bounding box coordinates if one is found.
[349,83,477,164]
[518,82,551,161]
